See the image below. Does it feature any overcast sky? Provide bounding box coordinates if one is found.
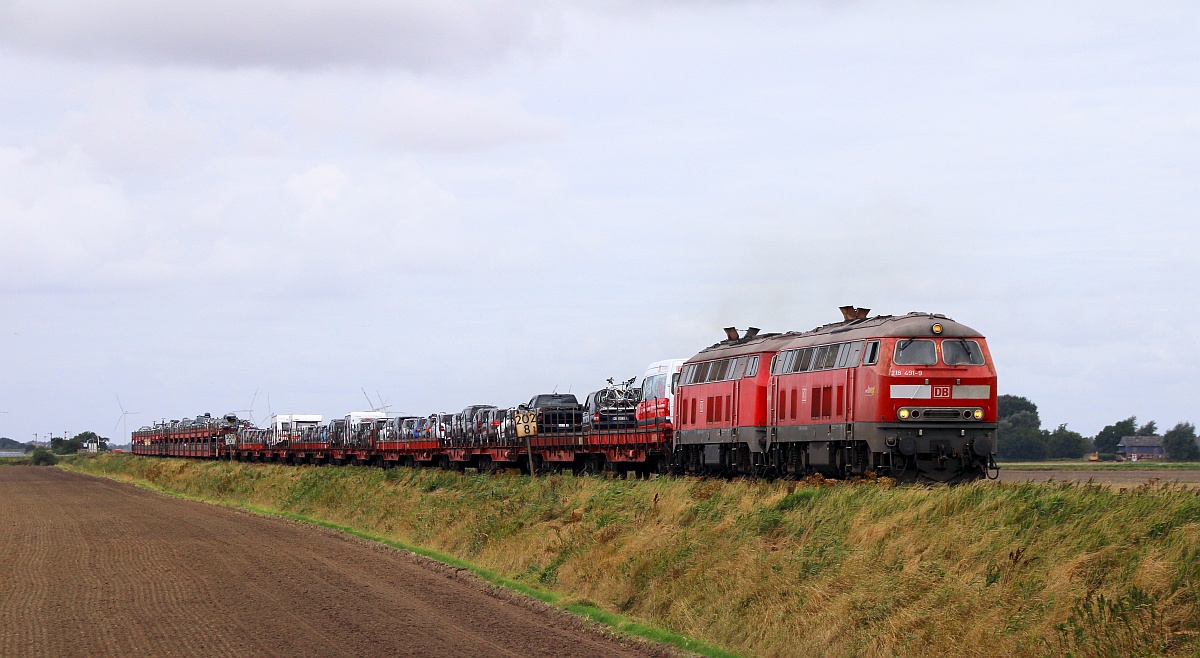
[1,1,1197,442]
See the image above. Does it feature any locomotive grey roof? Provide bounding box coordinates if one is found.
[685,332,796,362]
[687,312,984,363]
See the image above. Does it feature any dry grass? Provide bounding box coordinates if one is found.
[66,455,1200,657]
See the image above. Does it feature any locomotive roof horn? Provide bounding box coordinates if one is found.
[839,306,871,322]
[744,327,760,340]
[723,327,740,341]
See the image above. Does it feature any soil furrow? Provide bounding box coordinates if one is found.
[0,466,661,657]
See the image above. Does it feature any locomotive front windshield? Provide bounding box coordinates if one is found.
[943,339,985,365]
[893,338,987,366]
[894,339,937,365]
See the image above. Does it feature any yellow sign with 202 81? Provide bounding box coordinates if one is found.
[514,411,538,438]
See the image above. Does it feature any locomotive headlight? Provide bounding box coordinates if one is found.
[973,409,984,420]
[931,323,943,334]
[898,408,910,420]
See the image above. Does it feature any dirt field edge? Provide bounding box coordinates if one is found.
[63,454,1200,657]
[59,464,733,658]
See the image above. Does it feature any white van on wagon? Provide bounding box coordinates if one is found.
[635,359,685,428]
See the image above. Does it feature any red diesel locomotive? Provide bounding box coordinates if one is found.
[673,308,998,483]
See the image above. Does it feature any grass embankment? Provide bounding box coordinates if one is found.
[0,455,35,465]
[66,455,1200,657]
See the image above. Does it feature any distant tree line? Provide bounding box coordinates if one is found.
[0,432,113,455]
[998,394,1198,461]
[49,432,112,455]
[0,436,34,452]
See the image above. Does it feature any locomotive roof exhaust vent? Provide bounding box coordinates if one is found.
[722,327,762,342]
[839,306,871,322]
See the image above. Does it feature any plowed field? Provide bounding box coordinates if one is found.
[0,467,660,657]
[998,468,1200,486]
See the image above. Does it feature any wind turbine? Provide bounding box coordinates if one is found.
[114,395,140,444]
[360,388,393,416]
[376,390,393,416]
[233,389,259,427]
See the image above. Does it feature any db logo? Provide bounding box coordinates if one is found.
[932,386,951,398]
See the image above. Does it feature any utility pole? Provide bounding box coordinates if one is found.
[525,431,535,477]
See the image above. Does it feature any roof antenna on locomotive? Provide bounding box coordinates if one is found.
[839,306,871,322]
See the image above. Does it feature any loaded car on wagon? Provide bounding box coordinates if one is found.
[582,379,640,431]
[522,394,583,434]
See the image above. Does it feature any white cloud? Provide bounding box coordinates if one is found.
[51,95,215,176]
[287,163,350,208]
[287,80,563,152]
[0,0,561,71]
[0,146,154,292]
[360,86,563,151]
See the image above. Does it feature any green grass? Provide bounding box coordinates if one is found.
[62,454,1200,657]
[0,455,33,465]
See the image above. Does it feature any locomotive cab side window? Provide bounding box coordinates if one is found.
[894,339,937,365]
[863,341,880,365]
[745,356,759,377]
